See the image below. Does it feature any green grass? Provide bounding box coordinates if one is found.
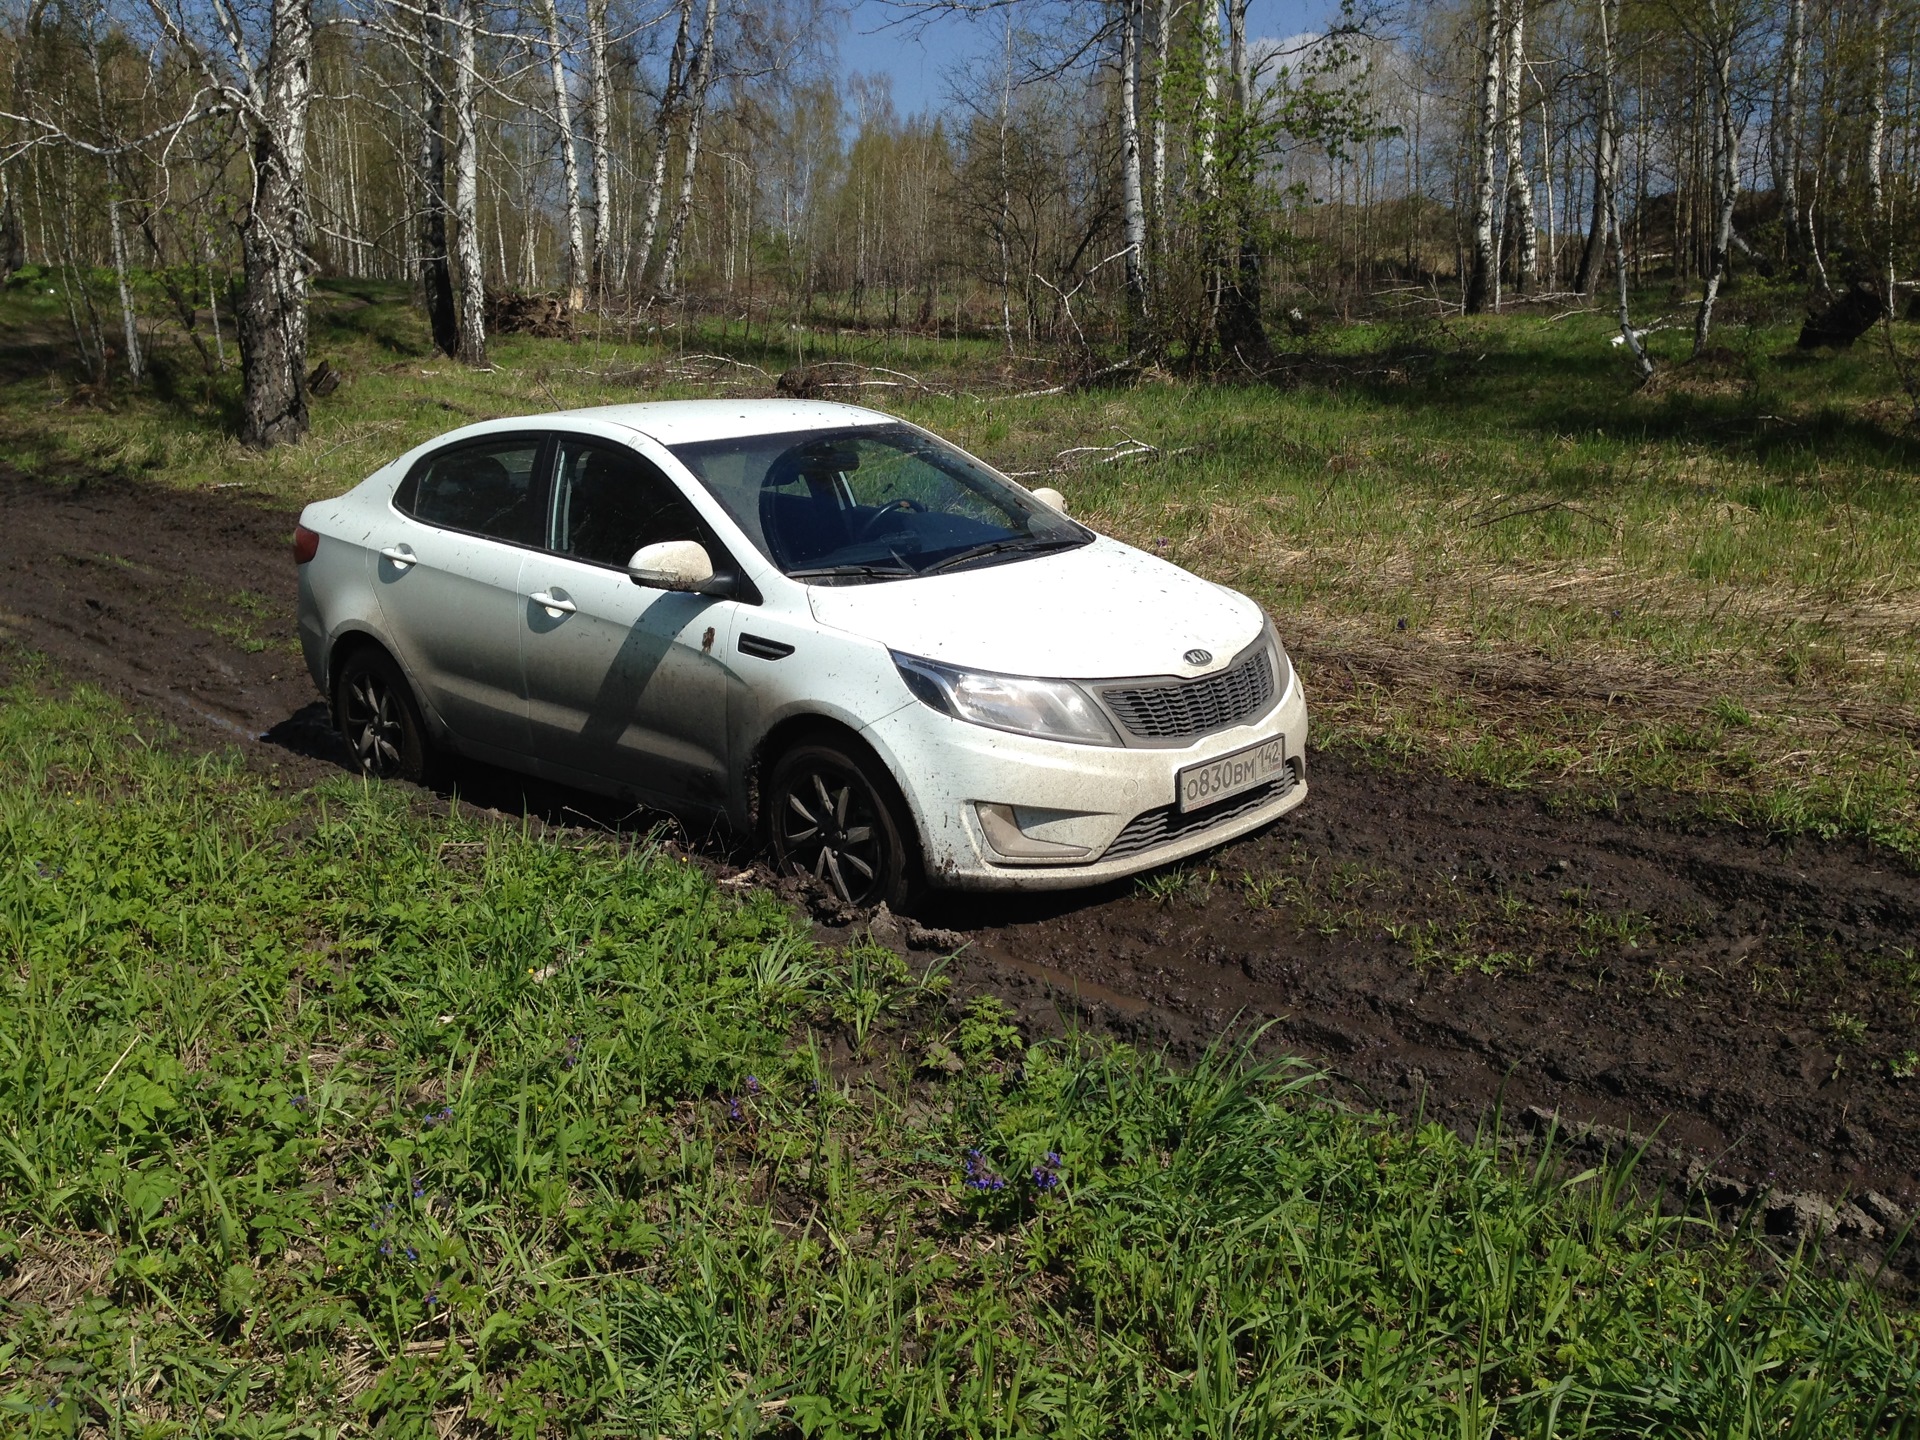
[3,674,1920,1435]
[6,272,1920,858]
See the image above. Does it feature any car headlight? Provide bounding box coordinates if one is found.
[892,652,1120,746]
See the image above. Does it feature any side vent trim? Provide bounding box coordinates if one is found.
[738,633,796,661]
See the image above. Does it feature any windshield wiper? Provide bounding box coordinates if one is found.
[920,535,1083,576]
[786,562,916,583]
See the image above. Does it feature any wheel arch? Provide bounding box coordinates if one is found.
[748,713,919,858]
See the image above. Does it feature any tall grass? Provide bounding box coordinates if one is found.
[1,675,1915,1435]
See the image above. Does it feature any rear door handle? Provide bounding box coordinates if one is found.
[529,591,577,615]
[380,544,416,568]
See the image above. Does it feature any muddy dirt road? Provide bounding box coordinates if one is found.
[4,468,1916,1250]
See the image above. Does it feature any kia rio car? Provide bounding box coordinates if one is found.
[294,401,1308,904]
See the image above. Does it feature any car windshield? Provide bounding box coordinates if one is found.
[668,423,1090,582]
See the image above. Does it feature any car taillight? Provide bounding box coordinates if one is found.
[293,524,320,565]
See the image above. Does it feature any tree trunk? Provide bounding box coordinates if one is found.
[1216,0,1269,364]
[656,0,718,296]
[633,0,693,285]
[1118,0,1149,349]
[0,166,23,280]
[540,0,586,309]
[1600,0,1652,378]
[451,0,488,366]
[1781,0,1806,266]
[586,0,612,297]
[1692,18,1737,354]
[1501,0,1536,294]
[237,0,315,448]
[1574,84,1612,295]
[1465,0,1502,312]
[418,0,459,357]
[1867,0,1891,316]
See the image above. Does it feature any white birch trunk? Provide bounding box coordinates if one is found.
[1782,0,1806,263]
[1196,0,1221,205]
[633,0,693,285]
[586,0,612,296]
[541,0,586,309]
[1118,0,1148,345]
[1692,6,1738,353]
[656,0,718,296]
[1600,0,1651,377]
[1466,0,1502,312]
[1867,0,1891,314]
[234,0,315,446]
[1501,0,1536,293]
[1150,0,1169,247]
[452,0,488,366]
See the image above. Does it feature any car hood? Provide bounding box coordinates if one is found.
[804,536,1265,680]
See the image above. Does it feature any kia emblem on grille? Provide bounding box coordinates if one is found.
[1183,648,1213,666]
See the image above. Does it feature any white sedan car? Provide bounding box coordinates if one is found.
[294,400,1308,904]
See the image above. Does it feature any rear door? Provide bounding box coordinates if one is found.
[519,435,741,811]
[374,433,550,760]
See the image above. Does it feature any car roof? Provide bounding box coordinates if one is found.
[553,398,898,447]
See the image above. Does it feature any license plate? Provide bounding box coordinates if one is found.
[1177,735,1287,812]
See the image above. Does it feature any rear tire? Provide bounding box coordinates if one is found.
[766,740,920,909]
[334,647,435,784]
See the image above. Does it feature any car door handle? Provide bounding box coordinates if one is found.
[380,544,416,567]
[529,591,577,615]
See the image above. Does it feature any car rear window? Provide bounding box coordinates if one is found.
[395,437,546,546]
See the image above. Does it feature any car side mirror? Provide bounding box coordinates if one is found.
[628,540,715,592]
[1031,486,1068,515]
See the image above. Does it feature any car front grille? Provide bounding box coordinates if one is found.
[1101,762,1300,862]
[1100,648,1276,742]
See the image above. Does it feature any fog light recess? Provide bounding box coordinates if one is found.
[975,803,1093,862]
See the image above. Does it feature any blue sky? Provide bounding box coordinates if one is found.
[836,0,1346,117]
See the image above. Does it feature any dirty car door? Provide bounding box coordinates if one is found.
[519,436,739,810]
[375,434,548,758]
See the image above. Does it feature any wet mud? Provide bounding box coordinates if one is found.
[3,467,1916,1262]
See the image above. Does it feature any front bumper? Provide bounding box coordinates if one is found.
[864,673,1309,891]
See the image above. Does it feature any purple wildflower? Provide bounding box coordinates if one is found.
[962,1148,1006,1192]
[1030,1151,1064,1193]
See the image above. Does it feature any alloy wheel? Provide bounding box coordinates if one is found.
[775,762,887,905]
[342,671,406,778]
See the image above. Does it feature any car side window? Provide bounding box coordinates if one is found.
[398,437,547,546]
[550,438,707,568]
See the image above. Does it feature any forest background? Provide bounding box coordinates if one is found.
[0,0,1914,443]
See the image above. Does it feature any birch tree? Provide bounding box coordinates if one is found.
[1465,0,1501,312]
[145,0,317,445]
[540,0,586,308]
[417,0,459,356]
[656,0,718,294]
[1600,0,1652,377]
[632,0,693,281]
[1500,0,1535,295]
[451,0,486,364]
[1118,0,1149,346]
[585,0,611,294]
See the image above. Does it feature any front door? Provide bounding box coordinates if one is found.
[520,436,739,811]
[373,433,548,759]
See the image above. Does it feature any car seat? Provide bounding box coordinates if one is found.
[759,443,856,569]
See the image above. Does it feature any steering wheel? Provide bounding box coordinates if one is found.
[853,496,926,543]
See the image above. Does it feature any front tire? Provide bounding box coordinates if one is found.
[767,740,919,909]
[334,647,435,784]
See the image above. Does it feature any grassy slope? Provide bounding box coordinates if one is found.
[3,677,1918,1436]
[5,273,1918,858]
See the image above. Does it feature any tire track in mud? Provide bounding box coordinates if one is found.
[4,467,1916,1256]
